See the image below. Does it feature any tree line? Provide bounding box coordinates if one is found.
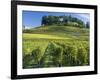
[41,15,89,28]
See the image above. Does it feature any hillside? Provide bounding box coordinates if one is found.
[23,25,89,41]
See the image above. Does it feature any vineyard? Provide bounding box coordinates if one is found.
[23,25,89,69]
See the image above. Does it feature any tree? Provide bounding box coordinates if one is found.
[47,15,54,25]
[86,22,90,28]
[41,16,47,26]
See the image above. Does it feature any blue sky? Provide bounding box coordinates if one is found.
[22,11,90,28]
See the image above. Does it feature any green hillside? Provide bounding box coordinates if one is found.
[23,25,89,68]
[23,25,89,40]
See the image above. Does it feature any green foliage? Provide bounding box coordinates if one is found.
[41,15,85,28]
[86,22,90,28]
[31,47,41,62]
[77,45,88,65]
[40,42,63,67]
[23,40,89,68]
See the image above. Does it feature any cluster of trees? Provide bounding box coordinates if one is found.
[41,15,89,28]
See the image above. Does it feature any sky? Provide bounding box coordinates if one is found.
[22,10,90,28]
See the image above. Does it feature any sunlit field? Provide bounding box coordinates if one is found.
[23,25,89,68]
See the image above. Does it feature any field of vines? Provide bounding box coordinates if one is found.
[23,26,89,69]
[23,37,89,68]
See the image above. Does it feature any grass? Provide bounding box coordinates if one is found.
[23,33,70,40]
[23,25,89,68]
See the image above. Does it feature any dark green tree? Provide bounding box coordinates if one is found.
[86,22,90,28]
[41,16,47,26]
